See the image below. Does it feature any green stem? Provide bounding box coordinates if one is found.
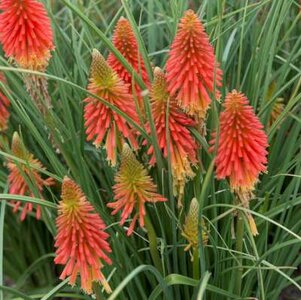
[92,282,103,300]
[0,200,6,300]
[234,211,244,296]
[192,248,200,280]
[144,215,163,274]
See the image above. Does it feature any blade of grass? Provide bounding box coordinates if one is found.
[0,194,57,209]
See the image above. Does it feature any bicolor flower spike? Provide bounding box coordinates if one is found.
[84,49,139,166]
[108,17,149,109]
[107,144,166,235]
[0,72,10,131]
[210,90,268,235]
[54,177,112,294]
[146,67,198,205]
[166,10,222,119]
[0,0,54,70]
[7,132,54,221]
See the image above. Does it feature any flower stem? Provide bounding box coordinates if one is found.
[144,215,163,274]
[92,282,103,300]
[234,211,244,296]
[192,247,200,280]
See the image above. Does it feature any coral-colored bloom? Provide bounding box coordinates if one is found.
[145,67,198,205]
[108,17,149,109]
[166,10,222,119]
[210,90,268,235]
[0,0,54,70]
[7,132,54,221]
[210,90,268,191]
[0,72,10,131]
[107,144,166,235]
[84,49,139,166]
[54,177,112,294]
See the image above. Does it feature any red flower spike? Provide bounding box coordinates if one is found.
[84,49,139,166]
[0,0,54,70]
[7,132,54,221]
[0,72,10,131]
[107,144,166,235]
[166,9,222,119]
[210,90,268,235]
[210,90,268,190]
[54,177,112,294]
[108,17,149,109]
[145,67,198,206]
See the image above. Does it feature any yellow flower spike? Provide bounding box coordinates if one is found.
[182,198,208,254]
[265,81,284,129]
[91,49,117,89]
[11,132,31,161]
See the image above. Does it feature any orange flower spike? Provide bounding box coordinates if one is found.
[166,10,222,119]
[107,144,166,236]
[7,132,54,221]
[210,90,268,235]
[0,73,10,131]
[108,17,149,105]
[84,49,139,166]
[0,0,54,70]
[54,177,112,294]
[146,67,198,204]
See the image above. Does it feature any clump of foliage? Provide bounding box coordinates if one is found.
[0,0,300,299]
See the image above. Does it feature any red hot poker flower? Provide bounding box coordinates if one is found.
[7,132,54,221]
[211,90,268,191]
[0,72,10,131]
[107,144,166,236]
[210,90,268,235]
[146,67,198,205]
[108,17,149,109]
[0,0,54,70]
[84,49,139,166]
[166,10,222,119]
[54,177,112,294]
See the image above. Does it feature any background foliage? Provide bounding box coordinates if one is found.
[0,0,301,299]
